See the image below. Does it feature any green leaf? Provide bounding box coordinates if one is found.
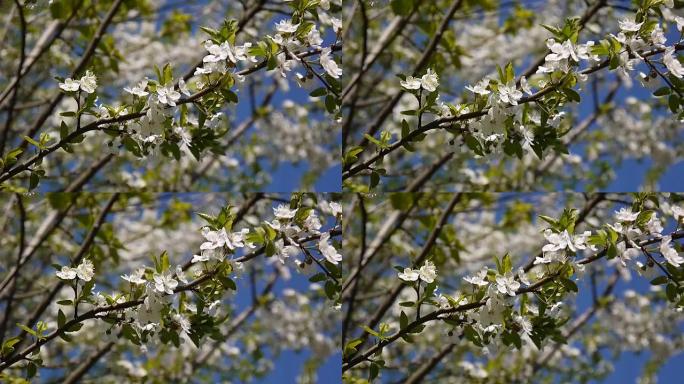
[650,276,669,285]
[58,309,66,328]
[362,325,381,338]
[23,136,43,150]
[666,283,678,302]
[324,94,337,113]
[16,323,37,337]
[390,0,414,16]
[324,280,337,299]
[344,338,363,357]
[29,172,39,191]
[27,362,37,378]
[463,324,483,347]
[399,311,408,329]
[1,337,21,356]
[163,63,173,85]
[668,94,680,113]
[369,362,379,380]
[562,87,581,102]
[559,278,578,292]
[653,86,671,97]
[308,273,327,283]
[401,119,410,139]
[217,275,237,290]
[60,121,69,140]
[309,87,327,97]
[160,251,169,272]
[505,62,515,83]
[64,322,83,333]
[502,253,512,274]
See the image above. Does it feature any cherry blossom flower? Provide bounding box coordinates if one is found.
[398,267,419,282]
[663,47,684,78]
[498,82,523,105]
[178,78,191,96]
[520,76,533,95]
[124,80,149,97]
[495,272,520,296]
[465,79,491,95]
[156,85,181,107]
[671,205,684,222]
[618,17,644,32]
[56,266,77,280]
[173,313,191,334]
[275,239,299,264]
[191,253,210,263]
[275,20,299,34]
[660,235,684,267]
[542,229,589,253]
[328,201,342,217]
[175,265,189,284]
[72,261,93,280]
[275,52,295,77]
[320,47,342,79]
[274,204,297,219]
[418,261,437,283]
[514,314,533,335]
[153,272,178,295]
[517,268,531,286]
[56,259,94,281]
[122,268,146,285]
[464,268,489,286]
[400,76,421,90]
[615,207,640,222]
[78,70,97,93]
[675,16,684,32]
[420,69,439,92]
[318,232,342,264]
[59,78,80,92]
[200,228,229,250]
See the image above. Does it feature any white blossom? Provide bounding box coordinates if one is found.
[418,261,437,283]
[663,47,684,79]
[153,272,178,295]
[59,78,80,92]
[318,232,342,264]
[124,80,149,97]
[74,261,94,281]
[275,20,299,34]
[618,18,644,32]
[520,76,533,95]
[56,266,77,280]
[398,267,419,282]
[156,85,181,107]
[615,207,640,222]
[320,47,342,79]
[420,69,439,92]
[191,253,210,263]
[495,272,520,296]
[122,268,146,285]
[78,70,97,93]
[498,82,523,105]
[465,79,491,95]
[464,268,489,286]
[660,235,684,267]
[400,76,421,90]
[542,229,589,253]
[275,239,299,264]
[178,78,191,96]
[274,204,297,219]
